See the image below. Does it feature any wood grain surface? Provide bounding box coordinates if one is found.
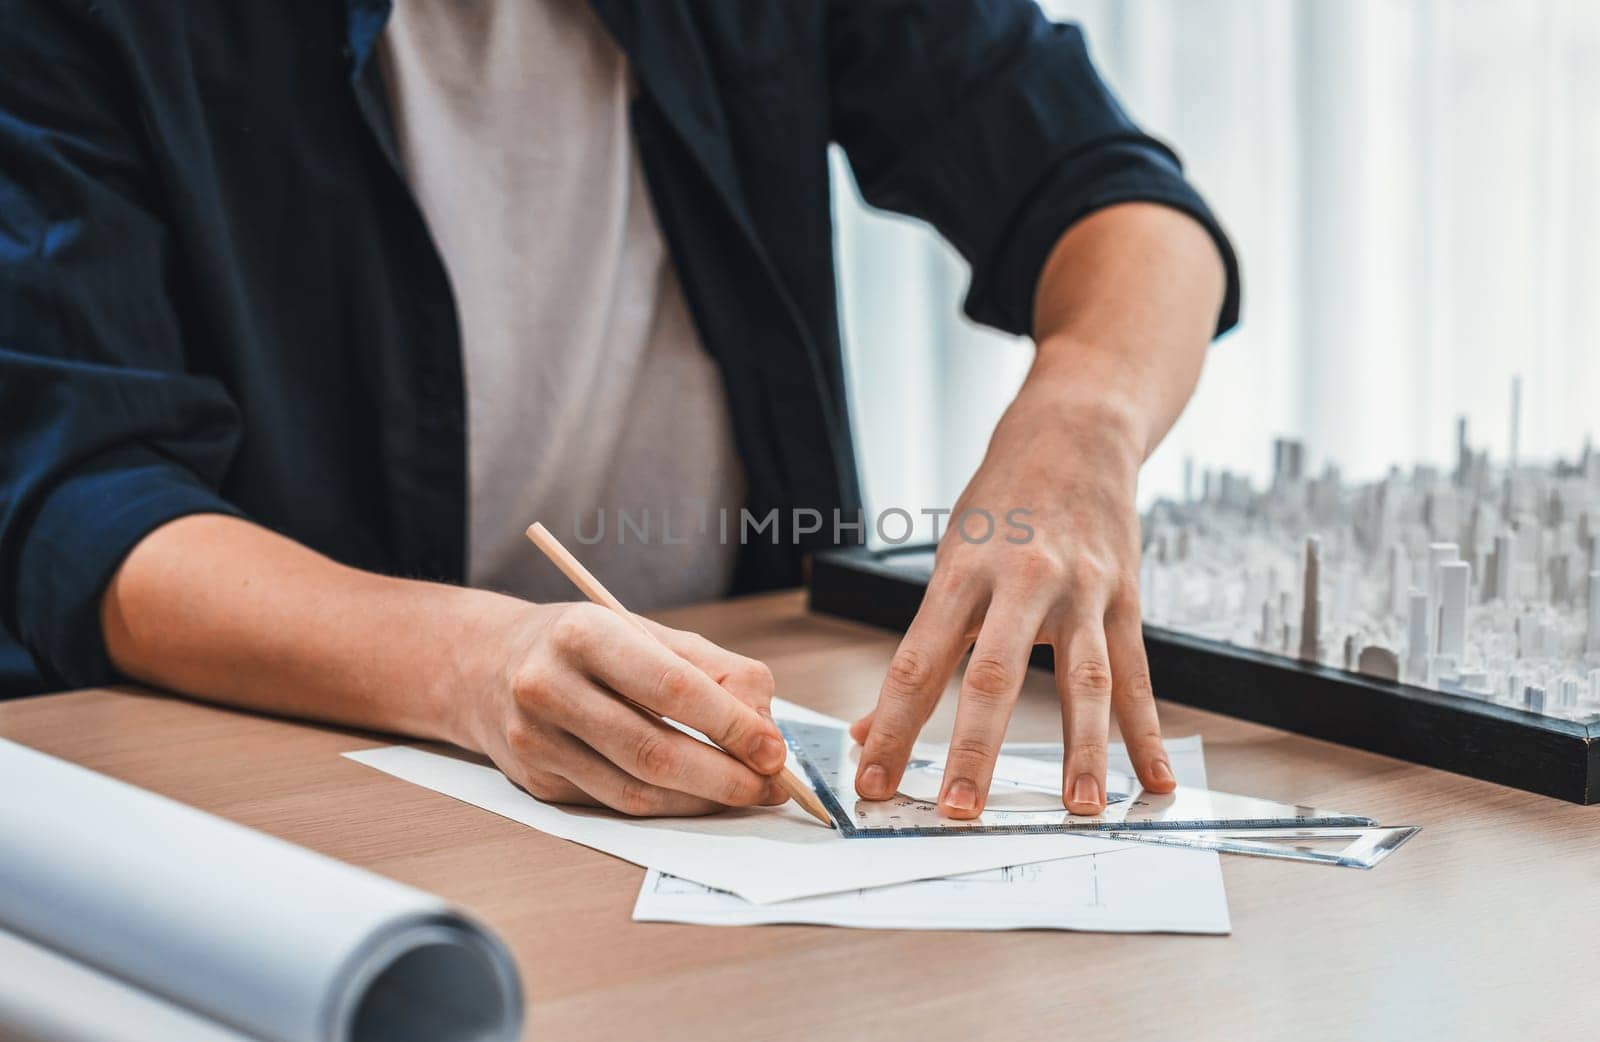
[2,592,1595,1042]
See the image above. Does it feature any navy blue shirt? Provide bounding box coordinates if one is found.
[0,0,1240,696]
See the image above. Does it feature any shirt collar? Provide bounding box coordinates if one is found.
[342,0,392,81]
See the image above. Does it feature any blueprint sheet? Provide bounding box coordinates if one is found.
[345,700,1130,905]
[632,735,1229,933]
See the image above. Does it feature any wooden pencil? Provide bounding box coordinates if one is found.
[525,522,833,827]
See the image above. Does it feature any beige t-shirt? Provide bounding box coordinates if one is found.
[380,0,745,609]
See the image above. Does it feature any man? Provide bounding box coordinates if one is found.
[0,1,1238,819]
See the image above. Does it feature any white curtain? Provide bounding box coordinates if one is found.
[834,0,1600,540]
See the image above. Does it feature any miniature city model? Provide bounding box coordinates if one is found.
[1140,381,1600,724]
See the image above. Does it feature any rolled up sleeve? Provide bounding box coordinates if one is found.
[0,0,245,690]
[826,0,1241,338]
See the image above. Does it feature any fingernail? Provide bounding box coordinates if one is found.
[750,734,787,772]
[1149,759,1176,787]
[858,763,889,798]
[943,778,977,811]
[1071,774,1101,809]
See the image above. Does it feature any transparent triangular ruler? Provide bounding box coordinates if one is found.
[1096,826,1420,869]
[783,720,1374,837]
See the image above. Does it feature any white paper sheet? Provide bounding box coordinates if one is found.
[631,735,1230,934]
[344,700,1128,905]
[632,845,1228,934]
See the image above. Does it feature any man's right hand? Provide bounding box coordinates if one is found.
[102,514,789,818]
[461,603,793,817]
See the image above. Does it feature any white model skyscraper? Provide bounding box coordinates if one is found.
[1300,536,1321,662]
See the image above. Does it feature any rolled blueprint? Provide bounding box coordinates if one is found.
[0,928,256,1042]
[0,738,521,1042]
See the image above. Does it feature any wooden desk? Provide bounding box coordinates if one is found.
[3,592,1596,1041]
